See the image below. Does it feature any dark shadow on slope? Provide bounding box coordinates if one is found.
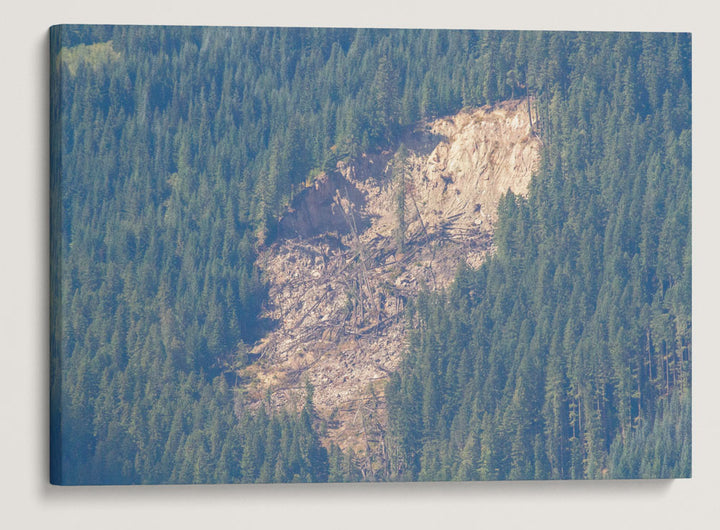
[401,128,447,158]
[278,171,369,240]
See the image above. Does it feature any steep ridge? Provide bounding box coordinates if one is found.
[240,99,540,469]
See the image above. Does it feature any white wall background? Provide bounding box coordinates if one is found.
[1,2,717,528]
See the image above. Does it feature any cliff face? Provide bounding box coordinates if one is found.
[240,99,541,473]
[277,172,368,239]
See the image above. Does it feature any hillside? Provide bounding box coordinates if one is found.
[51,27,690,484]
[242,100,540,468]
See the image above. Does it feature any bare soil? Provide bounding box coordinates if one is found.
[239,99,541,472]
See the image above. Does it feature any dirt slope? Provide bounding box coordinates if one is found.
[240,99,540,471]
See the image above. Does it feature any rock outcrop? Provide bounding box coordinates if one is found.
[278,172,367,239]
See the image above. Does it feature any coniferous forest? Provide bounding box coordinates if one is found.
[50,26,691,484]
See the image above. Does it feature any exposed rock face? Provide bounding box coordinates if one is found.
[278,172,367,239]
[240,100,541,473]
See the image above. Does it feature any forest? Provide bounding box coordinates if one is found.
[50,26,690,484]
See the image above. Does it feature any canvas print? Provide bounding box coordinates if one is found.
[50,25,691,485]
